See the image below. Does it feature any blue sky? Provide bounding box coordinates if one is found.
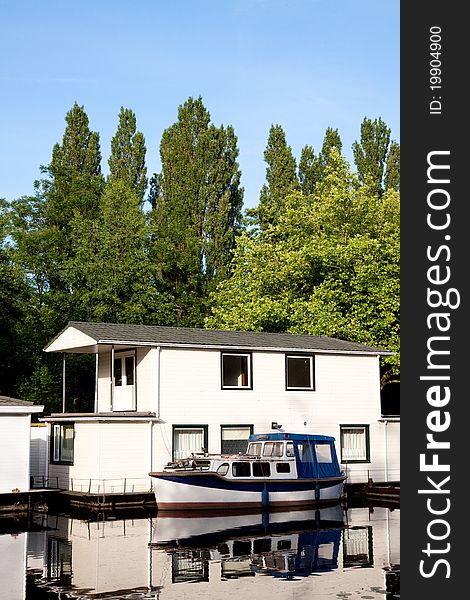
[0,0,399,209]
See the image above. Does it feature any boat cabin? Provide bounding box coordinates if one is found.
[247,433,342,479]
[164,432,342,481]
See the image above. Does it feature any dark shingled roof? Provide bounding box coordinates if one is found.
[49,321,391,355]
[0,396,34,406]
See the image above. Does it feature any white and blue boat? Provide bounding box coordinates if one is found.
[149,432,346,511]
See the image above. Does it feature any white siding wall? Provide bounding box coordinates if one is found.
[97,352,111,412]
[383,421,400,482]
[0,414,31,493]
[30,423,48,484]
[48,421,151,492]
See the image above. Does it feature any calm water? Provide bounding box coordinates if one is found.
[1,502,399,599]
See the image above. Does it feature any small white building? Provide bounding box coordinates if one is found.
[42,322,399,493]
[0,396,44,495]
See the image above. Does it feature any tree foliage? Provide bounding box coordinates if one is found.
[352,117,393,196]
[149,96,244,326]
[251,124,299,230]
[298,127,343,195]
[385,140,400,191]
[207,149,400,374]
[67,180,155,324]
[108,107,148,201]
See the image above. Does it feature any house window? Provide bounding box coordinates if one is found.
[113,352,135,387]
[173,426,208,461]
[340,425,370,463]
[221,353,252,389]
[286,355,315,390]
[221,425,253,454]
[51,424,74,464]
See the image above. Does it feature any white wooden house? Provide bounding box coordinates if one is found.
[0,396,44,496]
[42,322,399,492]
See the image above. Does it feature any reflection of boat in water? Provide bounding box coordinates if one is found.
[152,503,346,547]
[150,432,346,511]
[152,506,345,580]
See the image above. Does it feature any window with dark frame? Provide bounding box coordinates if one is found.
[340,425,370,463]
[51,424,74,464]
[286,355,315,390]
[221,425,253,454]
[221,353,251,388]
[172,426,208,461]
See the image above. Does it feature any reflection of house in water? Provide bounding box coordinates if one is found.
[21,505,400,598]
[25,513,154,597]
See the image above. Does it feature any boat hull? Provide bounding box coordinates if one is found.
[150,472,346,511]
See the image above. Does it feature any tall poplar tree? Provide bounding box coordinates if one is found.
[384,140,400,191]
[298,145,317,196]
[298,128,343,195]
[45,102,103,230]
[149,96,244,326]
[68,180,154,324]
[108,107,148,201]
[353,117,391,196]
[317,127,343,178]
[254,125,299,230]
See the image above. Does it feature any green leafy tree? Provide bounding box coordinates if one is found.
[8,103,104,411]
[108,107,148,201]
[385,140,400,191]
[68,180,155,324]
[252,125,299,230]
[22,102,105,311]
[298,128,343,196]
[316,127,343,180]
[352,117,391,196]
[149,96,244,326]
[207,149,400,378]
[298,145,317,196]
[0,199,33,396]
[45,102,103,231]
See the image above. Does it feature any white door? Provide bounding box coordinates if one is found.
[113,352,136,411]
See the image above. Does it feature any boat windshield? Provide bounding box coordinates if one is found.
[247,442,262,456]
[262,442,284,457]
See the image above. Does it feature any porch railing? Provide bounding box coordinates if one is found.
[69,477,152,494]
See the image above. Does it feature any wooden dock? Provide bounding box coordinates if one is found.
[50,490,156,512]
[345,480,400,506]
